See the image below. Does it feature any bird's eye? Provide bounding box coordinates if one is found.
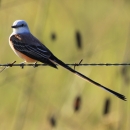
[21,24,24,27]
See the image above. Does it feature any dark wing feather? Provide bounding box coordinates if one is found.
[10,34,57,68]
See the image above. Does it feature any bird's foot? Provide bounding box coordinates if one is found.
[33,62,38,68]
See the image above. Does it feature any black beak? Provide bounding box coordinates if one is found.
[11,24,23,28]
[11,25,17,28]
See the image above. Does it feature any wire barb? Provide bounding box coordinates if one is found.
[7,61,16,67]
[20,62,25,69]
[0,61,16,73]
[74,59,83,70]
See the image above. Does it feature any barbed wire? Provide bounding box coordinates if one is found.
[1,61,130,73]
[1,61,130,68]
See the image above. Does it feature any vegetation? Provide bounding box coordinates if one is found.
[0,0,129,129]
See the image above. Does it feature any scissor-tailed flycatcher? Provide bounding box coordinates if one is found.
[9,20,126,101]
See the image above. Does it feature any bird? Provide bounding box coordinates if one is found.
[9,20,126,101]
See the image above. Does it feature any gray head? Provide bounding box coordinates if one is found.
[11,20,30,34]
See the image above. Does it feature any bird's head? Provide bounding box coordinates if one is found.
[11,20,30,34]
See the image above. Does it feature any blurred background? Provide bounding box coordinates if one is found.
[0,0,129,130]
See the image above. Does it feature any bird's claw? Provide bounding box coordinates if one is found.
[33,62,38,68]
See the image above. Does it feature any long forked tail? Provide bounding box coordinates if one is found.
[53,57,126,101]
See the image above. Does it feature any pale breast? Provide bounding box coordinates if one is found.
[15,50,37,62]
[9,40,36,63]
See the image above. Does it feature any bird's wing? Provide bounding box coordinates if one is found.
[10,33,52,60]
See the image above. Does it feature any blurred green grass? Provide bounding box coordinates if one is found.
[0,0,129,130]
